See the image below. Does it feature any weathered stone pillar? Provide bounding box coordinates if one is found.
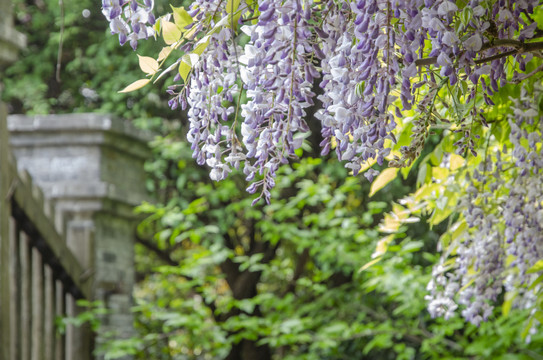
[7,113,152,356]
[0,1,26,360]
[0,0,25,67]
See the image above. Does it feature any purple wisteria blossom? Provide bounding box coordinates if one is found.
[239,0,317,202]
[102,0,542,193]
[427,86,543,332]
[186,28,241,182]
[317,0,396,180]
[102,0,155,50]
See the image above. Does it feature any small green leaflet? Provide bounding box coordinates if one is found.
[178,54,200,82]
[369,168,399,197]
[527,259,543,274]
[226,0,242,28]
[193,36,210,56]
[358,257,382,272]
[226,0,241,15]
[502,290,517,316]
[179,62,191,83]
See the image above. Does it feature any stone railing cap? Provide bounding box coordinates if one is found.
[7,113,153,142]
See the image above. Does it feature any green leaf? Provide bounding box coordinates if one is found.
[372,235,395,258]
[369,168,399,197]
[226,0,241,15]
[118,79,150,93]
[429,204,453,226]
[502,291,516,316]
[527,259,543,274]
[449,153,466,171]
[179,61,191,82]
[358,257,382,272]
[182,53,199,66]
[177,53,199,82]
[162,20,181,45]
[529,273,543,290]
[521,317,534,340]
[171,6,193,30]
[416,163,429,187]
[533,5,543,30]
[193,36,210,56]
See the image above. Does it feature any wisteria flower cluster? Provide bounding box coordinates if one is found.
[238,0,318,199]
[102,0,543,203]
[101,0,543,336]
[186,28,242,183]
[427,85,543,337]
[102,0,155,50]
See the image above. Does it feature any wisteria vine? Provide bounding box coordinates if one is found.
[102,0,543,328]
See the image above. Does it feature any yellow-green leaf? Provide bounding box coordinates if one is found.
[226,0,242,27]
[527,259,543,274]
[534,310,543,324]
[357,158,377,174]
[193,36,210,56]
[118,79,150,93]
[182,53,199,66]
[226,0,241,14]
[502,291,517,316]
[178,61,191,82]
[358,257,382,272]
[459,277,475,293]
[372,235,395,258]
[158,46,173,61]
[171,6,193,30]
[414,183,438,202]
[429,206,453,226]
[449,153,466,171]
[452,220,466,237]
[417,163,429,187]
[521,317,534,340]
[432,166,449,180]
[529,273,543,290]
[137,55,159,75]
[162,20,181,45]
[369,168,399,197]
[153,19,161,35]
[400,161,414,179]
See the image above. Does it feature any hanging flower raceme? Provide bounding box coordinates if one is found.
[238,0,317,202]
[186,27,242,182]
[427,86,543,337]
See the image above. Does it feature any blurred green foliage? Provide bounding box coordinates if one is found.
[3,0,177,130]
[97,138,542,360]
